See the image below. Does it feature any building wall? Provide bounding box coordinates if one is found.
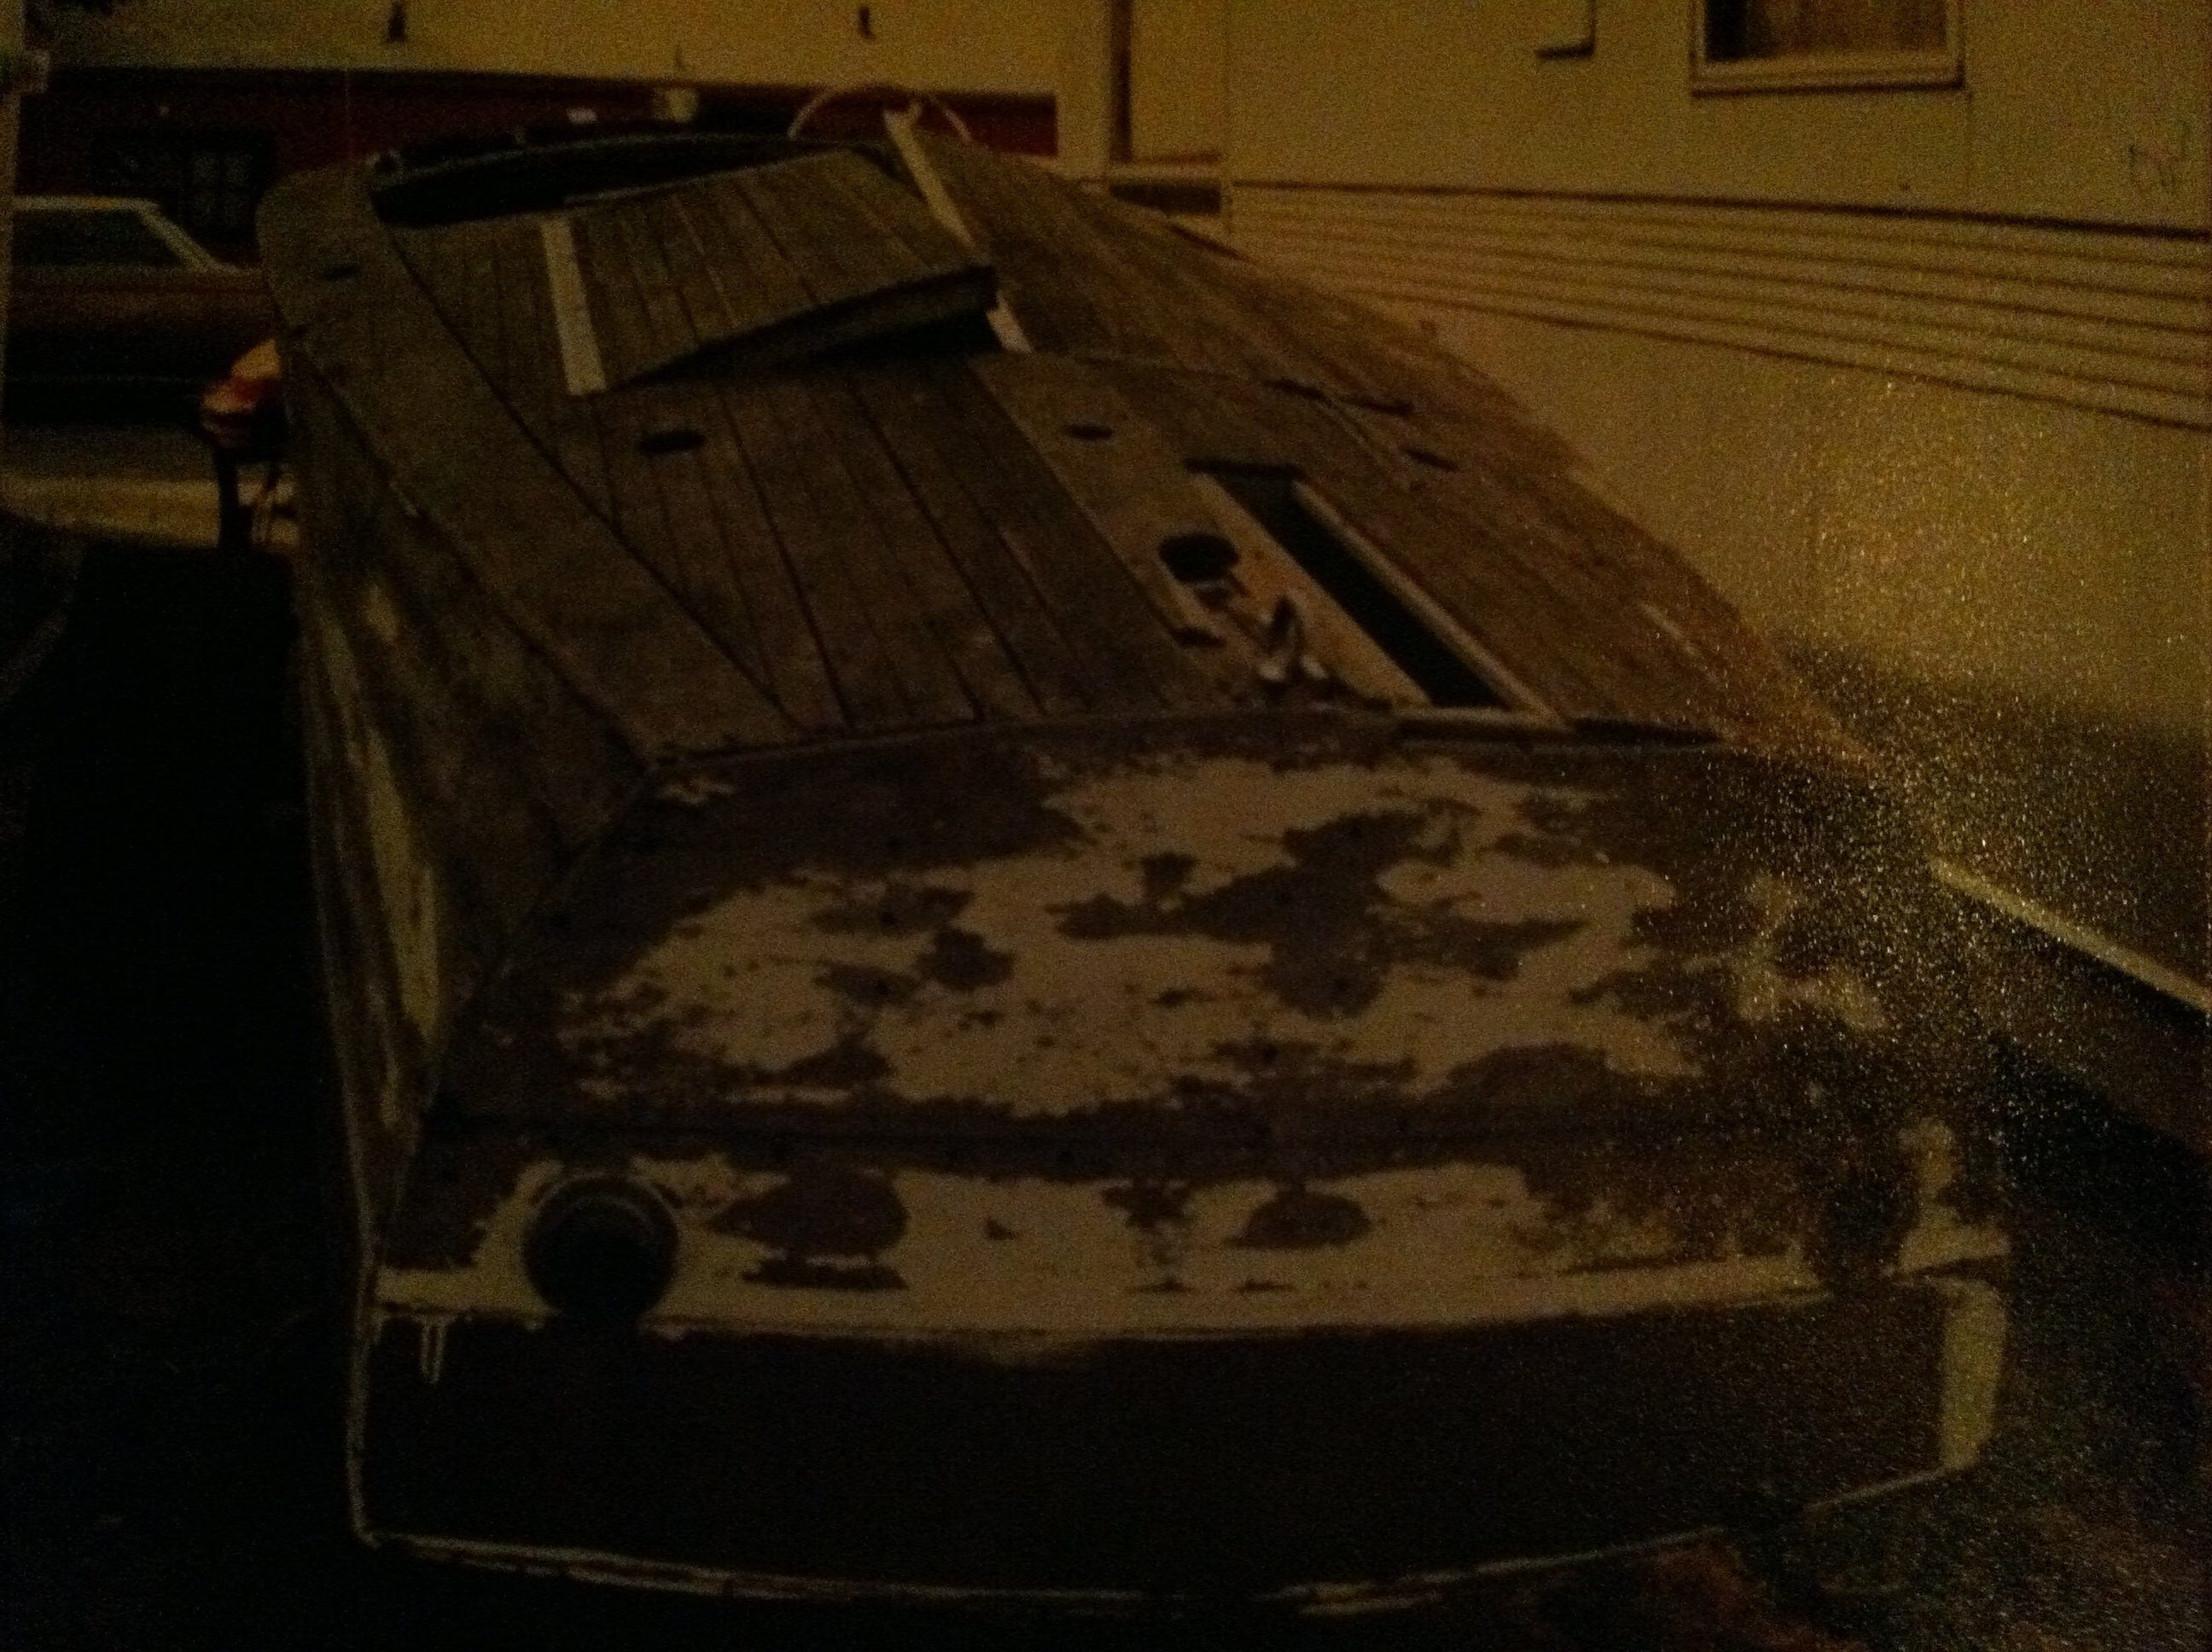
[24,2,1064,258]
[1221,0,2207,230]
[1219,1,2209,1121]
[43,0,1062,95]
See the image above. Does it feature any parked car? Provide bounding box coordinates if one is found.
[6,195,274,418]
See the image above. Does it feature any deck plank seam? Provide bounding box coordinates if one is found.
[845,369,1098,717]
[700,379,857,734]
[717,377,910,730]
[802,373,1039,721]
[763,374,977,726]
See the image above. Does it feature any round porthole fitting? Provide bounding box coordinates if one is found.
[524,1178,678,1324]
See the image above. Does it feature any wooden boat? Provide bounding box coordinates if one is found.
[259,118,2010,1612]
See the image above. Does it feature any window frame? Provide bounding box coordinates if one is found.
[1691,0,1964,94]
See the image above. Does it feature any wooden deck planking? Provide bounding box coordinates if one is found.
[1101,358,1318,472]
[911,137,1116,358]
[961,153,1185,369]
[1134,355,1835,746]
[671,378,847,734]
[1103,366,1621,718]
[803,373,1042,720]
[1390,451,1720,727]
[1330,394,1847,747]
[757,375,978,727]
[715,376,919,730]
[1227,373,1656,718]
[1055,186,1329,387]
[537,224,626,518]
[301,140,1848,763]
[736,150,924,305]
[641,188,740,346]
[972,352,1250,674]
[571,210,659,392]
[559,154,991,385]
[814,148,959,275]
[609,202,707,382]
[391,223,486,378]
[1472,444,1847,748]
[600,383,779,691]
[688,172,818,331]
[497,217,620,520]
[261,165,794,760]
[463,221,515,395]
[922,359,1226,713]
[848,368,1099,717]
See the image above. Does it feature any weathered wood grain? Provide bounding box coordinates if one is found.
[715,375,913,730]
[972,352,1246,669]
[923,360,1225,713]
[568,152,994,385]
[261,163,794,762]
[848,366,1096,716]
[803,373,1041,720]
[759,373,977,726]
[675,378,847,734]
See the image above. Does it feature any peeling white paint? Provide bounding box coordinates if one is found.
[1726,871,1891,1033]
[1893,1116,2008,1273]
[376,1150,1834,1337]
[562,754,1698,1115]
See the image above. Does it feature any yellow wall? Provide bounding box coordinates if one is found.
[1223,0,2211,1004]
[45,0,1062,93]
[1224,0,2209,232]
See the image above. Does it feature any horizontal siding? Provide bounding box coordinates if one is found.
[1230,187,2212,430]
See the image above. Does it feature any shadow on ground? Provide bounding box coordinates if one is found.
[1,536,2201,1650]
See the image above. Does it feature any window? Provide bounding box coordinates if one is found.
[1695,0,1961,91]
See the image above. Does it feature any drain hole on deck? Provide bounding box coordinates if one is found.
[319,259,362,281]
[1064,421,1115,442]
[1160,532,1239,585]
[1403,445,1458,472]
[637,428,705,457]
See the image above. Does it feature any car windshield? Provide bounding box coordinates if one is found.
[13,206,186,268]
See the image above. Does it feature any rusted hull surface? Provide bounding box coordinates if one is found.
[350,717,2008,1600]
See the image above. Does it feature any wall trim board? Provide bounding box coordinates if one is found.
[1231,186,2211,430]
[1936,861,2209,1017]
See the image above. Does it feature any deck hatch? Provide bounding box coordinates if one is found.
[563,149,998,389]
